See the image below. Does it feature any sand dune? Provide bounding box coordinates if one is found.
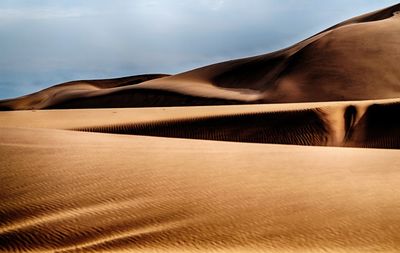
[1,98,399,149]
[0,74,169,110]
[1,127,400,252]
[76,102,400,149]
[1,3,400,252]
[1,4,400,110]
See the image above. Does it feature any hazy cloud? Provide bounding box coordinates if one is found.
[0,7,92,21]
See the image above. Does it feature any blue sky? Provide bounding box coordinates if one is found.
[0,0,399,99]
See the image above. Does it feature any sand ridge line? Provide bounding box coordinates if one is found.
[0,198,154,234]
[54,217,201,253]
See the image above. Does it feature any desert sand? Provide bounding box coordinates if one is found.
[1,98,400,251]
[1,3,400,252]
[1,98,400,148]
[1,127,400,252]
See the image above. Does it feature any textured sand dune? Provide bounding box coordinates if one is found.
[75,102,400,149]
[1,3,400,252]
[1,98,400,149]
[1,4,400,110]
[1,127,400,252]
[0,100,349,130]
[76,109,330,147]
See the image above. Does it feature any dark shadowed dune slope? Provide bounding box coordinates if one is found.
[75,109,330,146]
[73,102,400,149]
[346,103,400,149]
[1,4,400,110]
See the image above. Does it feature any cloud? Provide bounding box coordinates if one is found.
[0,7,93,21]
[201,0,225,11]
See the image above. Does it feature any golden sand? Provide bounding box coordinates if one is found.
[1,127,400,252]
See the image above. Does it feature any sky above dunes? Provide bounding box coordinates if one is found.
[0,0,399,99]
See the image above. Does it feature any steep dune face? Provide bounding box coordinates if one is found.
[271,16,400,102]
[1,4,400,110]
[69,101,400,149]
[75,109,331,147]
[346,103,400,148]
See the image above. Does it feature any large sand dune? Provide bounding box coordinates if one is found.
[1,3,400,252]
[1,4,400,110]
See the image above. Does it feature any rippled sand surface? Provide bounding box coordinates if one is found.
[1,3,400,252]
[1,127,400,252]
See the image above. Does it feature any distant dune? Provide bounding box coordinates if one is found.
[0,74,169,110]
[1,4,400,110]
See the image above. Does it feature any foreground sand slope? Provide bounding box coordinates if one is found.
[1,4,400,110]
[1,127,400,252]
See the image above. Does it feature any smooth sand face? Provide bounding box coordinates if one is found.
[1,127,400,252]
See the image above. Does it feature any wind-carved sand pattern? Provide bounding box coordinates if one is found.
[74,109,331,147]
[1,101,400,252]
[1,127,400,252]
[2,3,400,252]
[72,101,400,149]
